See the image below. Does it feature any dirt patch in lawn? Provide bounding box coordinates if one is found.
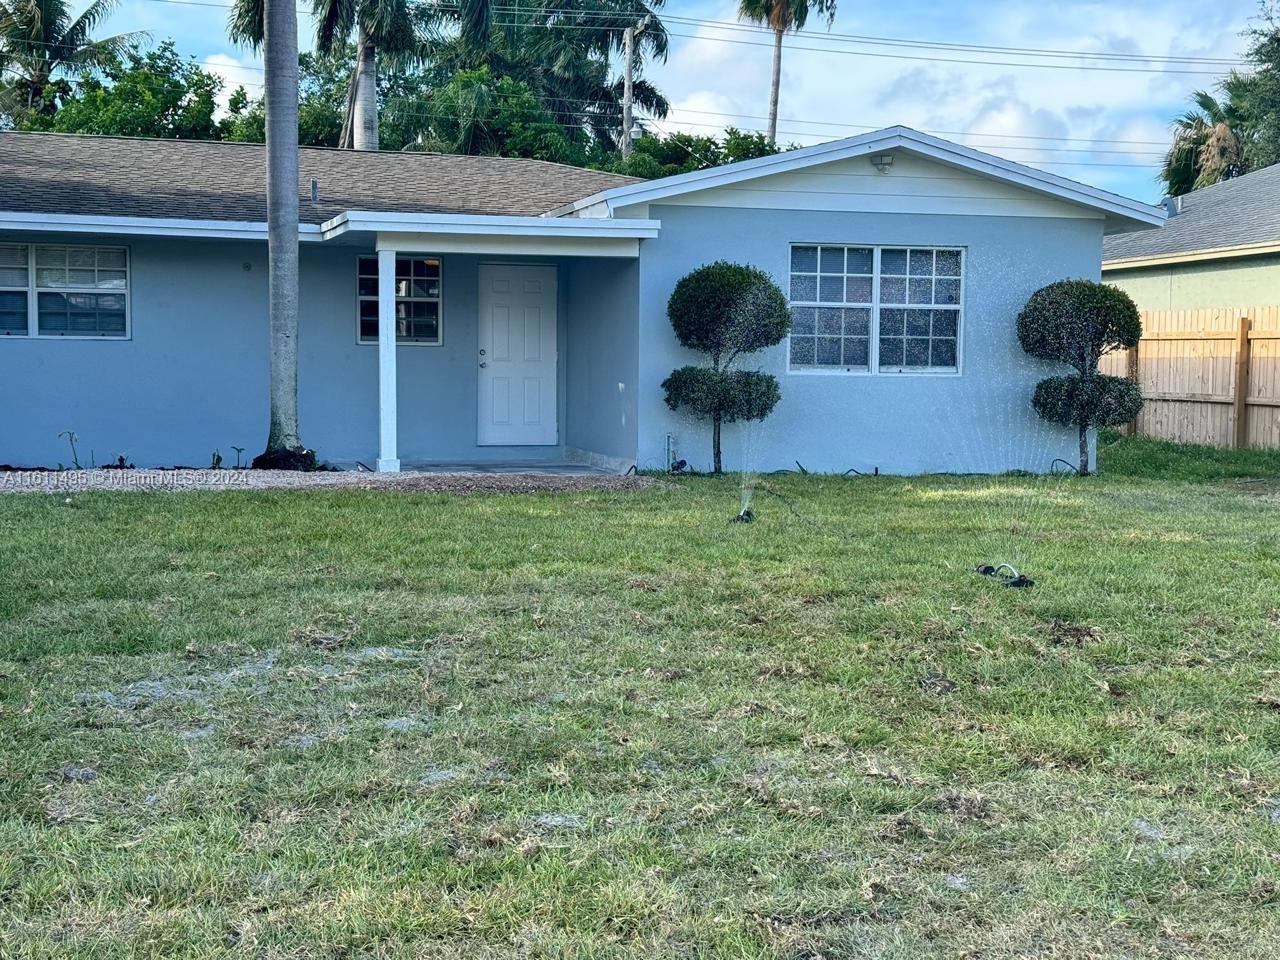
[0,469,658,495]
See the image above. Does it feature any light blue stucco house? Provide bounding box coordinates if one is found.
[0,126,1163,473]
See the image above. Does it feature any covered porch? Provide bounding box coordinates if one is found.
[314,211,658,473]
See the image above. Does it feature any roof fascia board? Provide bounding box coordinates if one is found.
[1103,241,1280,271]
[0,211,324,240]
[323,210,660,241]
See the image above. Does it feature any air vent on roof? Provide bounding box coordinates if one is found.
[1163,194,1183,216]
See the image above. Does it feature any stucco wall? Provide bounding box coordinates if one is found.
[1104,255,1280,312]
[564,258,639,462]
[0,234,631,467]
[635,206,1100,474]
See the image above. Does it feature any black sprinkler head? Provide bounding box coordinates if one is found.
[1004,574,1035,589]
[731,508,755,524]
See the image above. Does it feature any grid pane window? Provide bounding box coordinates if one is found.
[37,292,127,337]
[789,244,961,373]
[877,246,961,372]
[1,245,129,338]
[357,256,442,344]
[788,245,873,371]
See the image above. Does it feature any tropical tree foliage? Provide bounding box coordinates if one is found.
[16,41,223,139]
[1161,77,1258,196]
[0,0,142,117]
[607,128,780,178]
[736,0,835,143]
[1160,6,1280,195]
[421,0,670,151]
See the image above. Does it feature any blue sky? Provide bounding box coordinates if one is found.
[92,0,1263,203]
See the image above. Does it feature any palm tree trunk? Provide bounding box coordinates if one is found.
[767,27,783,144]
[259,0,304,461]
[1078,425,1090,476]
[352,29,379,151]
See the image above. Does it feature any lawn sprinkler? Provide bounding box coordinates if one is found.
[976,562,1034,589]
[731,507,756,524]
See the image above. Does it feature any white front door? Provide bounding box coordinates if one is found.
[477,263,558,446]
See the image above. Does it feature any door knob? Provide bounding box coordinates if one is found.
[479,362,487,368]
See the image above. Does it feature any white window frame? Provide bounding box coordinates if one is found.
[0,243,131,341]
[787,243,964,377]
[0,242,30,339]
[355,253,444,347]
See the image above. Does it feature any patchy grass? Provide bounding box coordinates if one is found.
[2,444,1280,958]
[1098,429,1280,482]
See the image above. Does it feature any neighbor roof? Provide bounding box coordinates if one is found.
[0,131,637,224]
[1103,163,1280,265]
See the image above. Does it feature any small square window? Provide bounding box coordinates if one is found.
[843,308,870,337]
[818,276,844,302]
[819,246,845,274]
[790,275,817,301]
[845,276,872,303]
[816,337,841,365]
[358,255,442,344]
[843,338,869,368]
[908,277,933,304]
[880,276,907,304]
[878,337,904,366]
[909,249,935,276]
[790,306,816,335]
[790,336,816,365]
[880,248,908,275]
[936,250,962,276]
[846,247,873,274]
[816,308,843,336]
[791,246,818,272]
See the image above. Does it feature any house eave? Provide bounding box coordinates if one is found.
[1103,241,1280,271]
[322,211,660,242]
[0,210,325,241]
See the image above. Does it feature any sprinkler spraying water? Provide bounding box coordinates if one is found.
[976,562,1035,589]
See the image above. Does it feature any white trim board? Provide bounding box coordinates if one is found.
[327,211,659,243]
[553,126,1164,234]
[0,211,325,241]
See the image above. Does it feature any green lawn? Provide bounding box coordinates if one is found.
[3,436,1280,958]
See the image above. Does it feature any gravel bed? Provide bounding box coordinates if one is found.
[0,469,657,495]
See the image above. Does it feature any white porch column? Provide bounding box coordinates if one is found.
[375,246,400,472]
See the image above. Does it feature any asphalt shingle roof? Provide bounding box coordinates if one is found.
[1103,162,1280,263]
[0,131,638,223]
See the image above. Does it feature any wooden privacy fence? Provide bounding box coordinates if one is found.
[1099,307,1280,449]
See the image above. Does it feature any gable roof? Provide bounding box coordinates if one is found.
[556,126,1165,234]
[0,131,637,224]
[1103,162,1280,266]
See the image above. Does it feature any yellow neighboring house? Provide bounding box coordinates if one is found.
[1103,163,1280,311]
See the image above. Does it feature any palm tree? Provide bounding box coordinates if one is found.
[0,0,142,115]
[1161,76,1256,197]
[230,0,312,467]
[421,0,669,150]
[736,0,835,143]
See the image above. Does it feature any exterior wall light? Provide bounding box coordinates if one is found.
[870,154,894,174]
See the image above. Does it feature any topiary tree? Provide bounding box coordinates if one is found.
[1017,279,1143,475]
[662,262,791,473]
